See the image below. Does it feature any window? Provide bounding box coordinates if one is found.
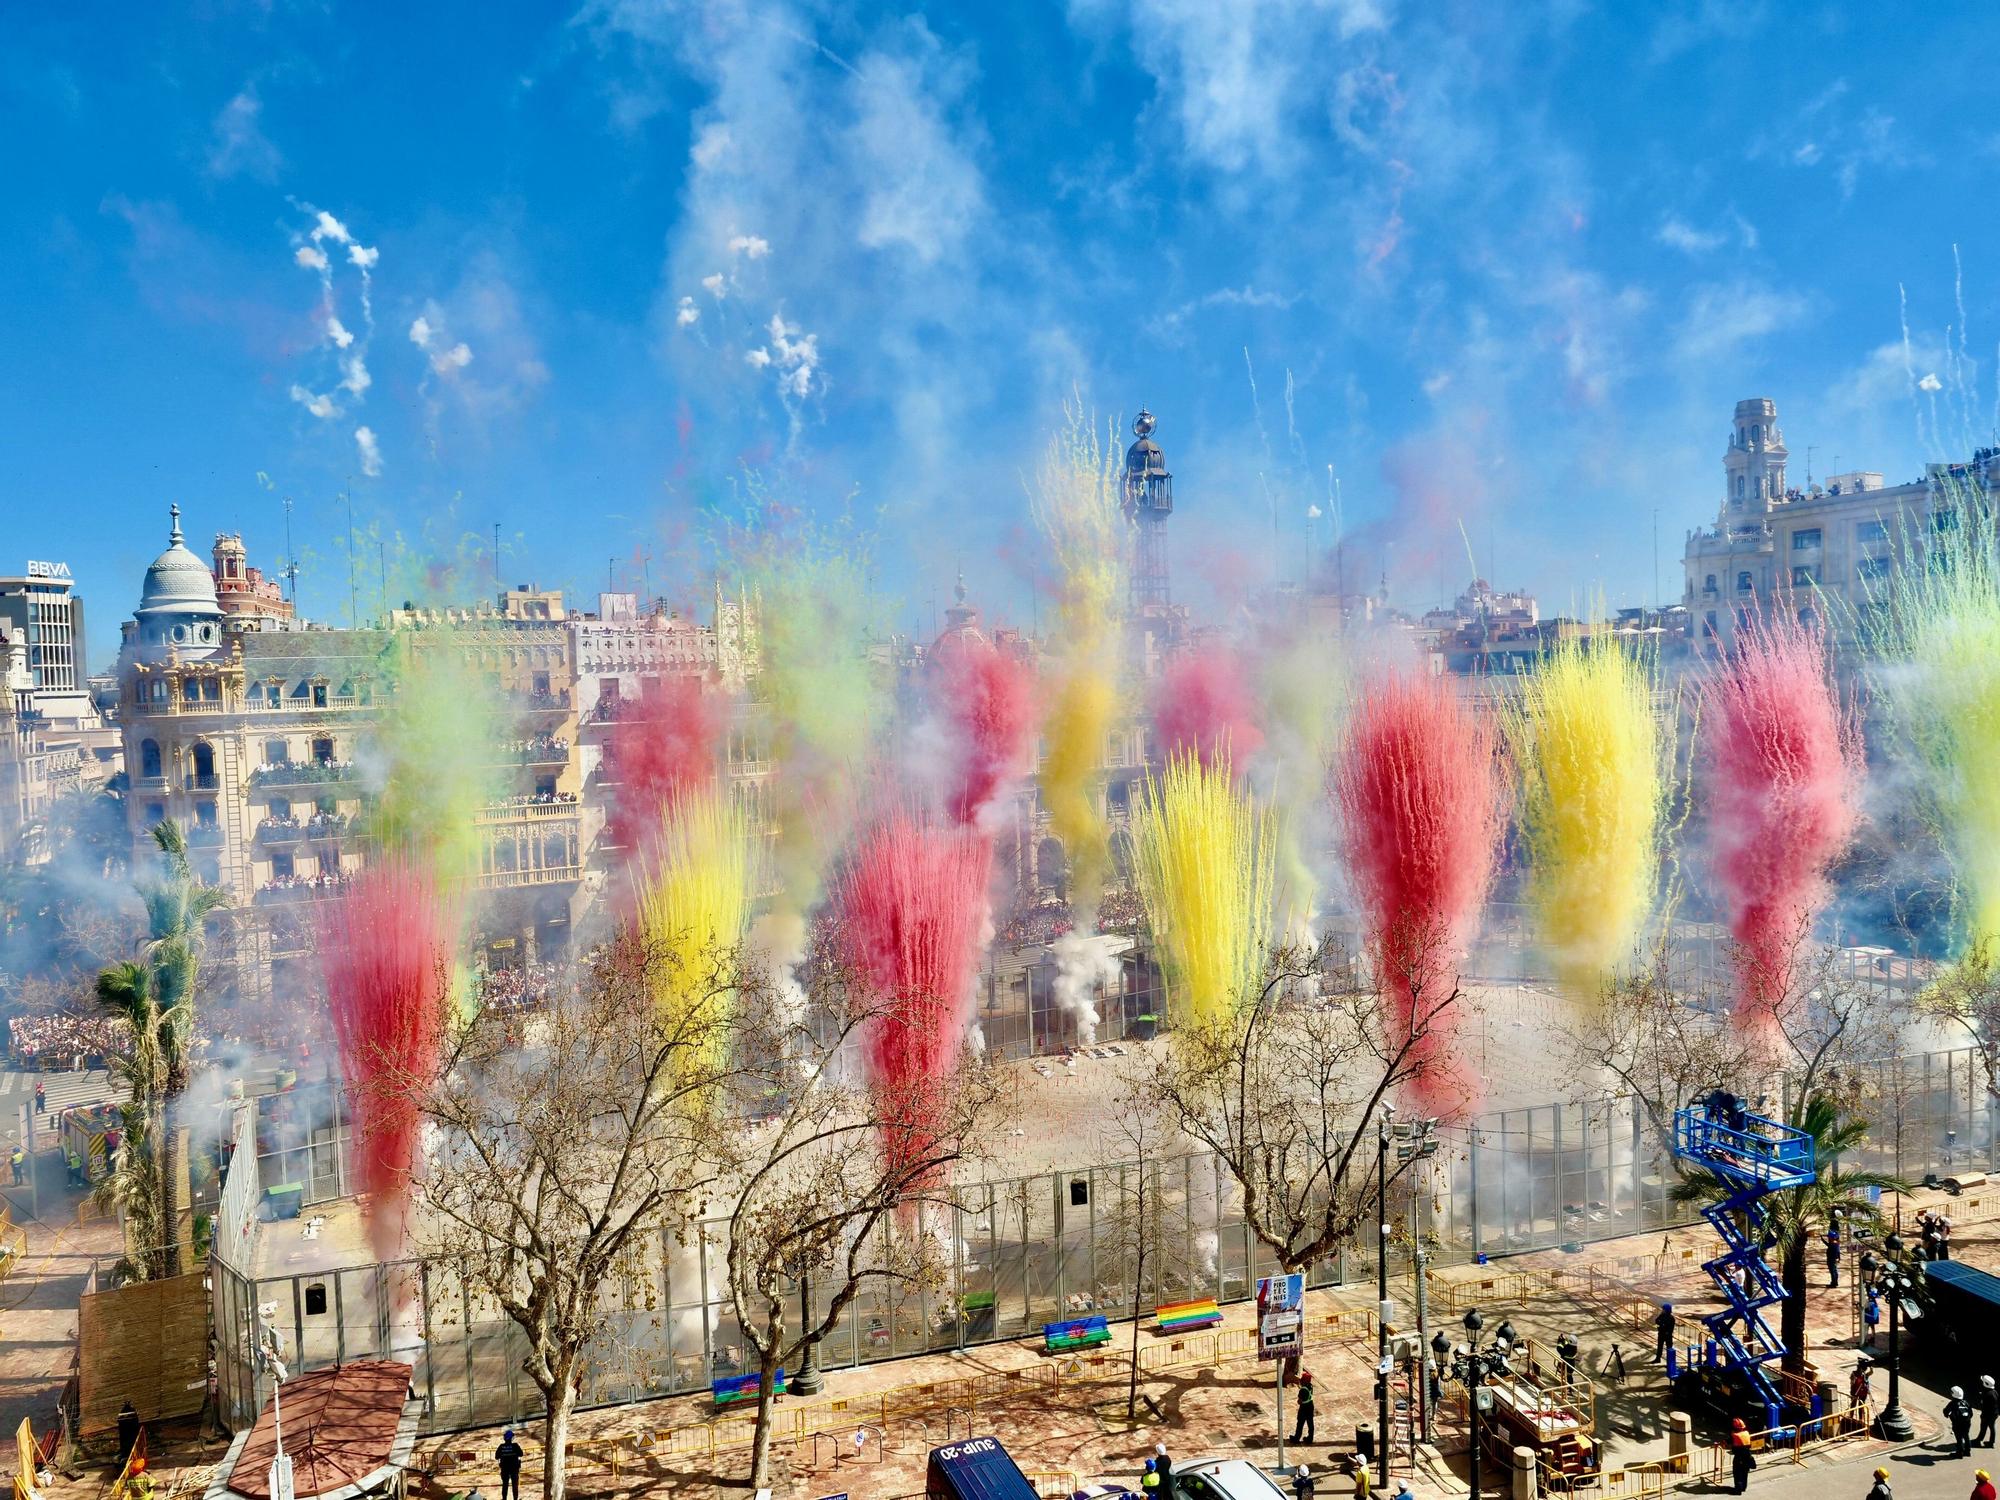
[535,775,557,798]
[1737,571,1754,593]
[1791,565,1819,587]
[311,682,328,708]
[1736,606,1755,629]
[1858,556,1892,581]
[1858,519,1889,544]
[1704,611,1718,637]
[202,677,220,701]
[270,852,295,880]
[1934,509,1959,533]
[1751,423,1761,444]
[1798,607,1818,630]
[265,738,289,766]
[182,678,201,704]
[1792,528,1822,551]
[192,742,216,780]
[195,802,218,829]
[271,797,292,820]
[312,737,335,765]
[145,802,165,824]
[1703,574,1718,593]
[1734,475,1746,500]
[140,739,162,779]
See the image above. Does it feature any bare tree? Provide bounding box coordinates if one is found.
[1095,1066,1194,1422]
[408,935,742,1500]
[1153,926,1465,1274]
[718,971,1007,1491]
[1919,936,2000,1104]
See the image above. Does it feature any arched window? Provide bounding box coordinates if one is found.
[1734,475,1745,500]
[192,741,216,780]
[312,737,335,765]
[1737,571,1754,592]
[182,678,201,704]
[1704,574,1717,592]
[1751,424,1761,445]
[543,833,569,869]
[140,740,162,779]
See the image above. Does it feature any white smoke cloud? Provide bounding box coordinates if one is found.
[354,426,382,476]
[1048,933,1119,1047]
[339,355,371,396]
[728,234,771,259]
[1920,372,1944,392]
[767,313,819,397]
[289,384,338,420]
[701,272,726,297]
[744,347,771,368]
[327,316,354,348]
[408,315,434,347]
[312,210,352,245]
[433,343,473,373]
[294,246,327,272]
[347,243,378,270]
[676,297,700,327]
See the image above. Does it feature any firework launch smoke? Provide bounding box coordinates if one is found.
[606,675,719,857]
[1335,673,1506,1112]
[933,641,1038,831]
[1702,614,1859,1033]
[1507,631,1665,1001]
[1866,482,2000,950]
[631,785,753,1073]
[1131,750,1278,1028]
[316,857,457,1258]
[1154,646,1265,772]
[838,814,991,1186]
[1031,400,1126,915]
[364,639,500,884]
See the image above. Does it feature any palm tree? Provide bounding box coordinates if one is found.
[96,820,228,1278]
[1673,1092,1909,1377]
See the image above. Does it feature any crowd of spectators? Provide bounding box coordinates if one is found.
[486,790,579,808]
[249,759,356,787]
[503,733,571,762]
[255,872,353,903]
[257,811,350,838]
[477,961,562,1013]
[6,1010,126,1069]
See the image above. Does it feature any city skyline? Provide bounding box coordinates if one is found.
[6,4,1999,664]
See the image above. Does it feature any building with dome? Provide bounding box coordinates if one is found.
[128,505,227,659]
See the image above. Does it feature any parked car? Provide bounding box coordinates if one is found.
[1173,1458,1289,1500]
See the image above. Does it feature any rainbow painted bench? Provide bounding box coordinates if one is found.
[1044,1315,1112,1354]
[711,1370,784,1407]
[1154,1298,1223,1335]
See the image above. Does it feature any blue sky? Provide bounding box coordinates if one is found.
[5,1,1997,667]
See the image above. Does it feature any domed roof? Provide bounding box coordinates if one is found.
[929,571,990,670]
[137,505,222,618]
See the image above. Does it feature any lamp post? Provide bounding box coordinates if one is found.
[791,1266,825,1396]
[1377,1106,1395,1476]
[1874,1233,1915,1440]
[255,1306,294,1500]
[1443,1307,1515,1500]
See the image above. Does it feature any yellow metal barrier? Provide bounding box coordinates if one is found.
[1027,1471,1080,1497]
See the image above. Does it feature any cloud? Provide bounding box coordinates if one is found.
[1919,372,1943,392]
[339,355,371,396]
[432,342,473,372]
[1753,81,1920,199]
[409,316,434,347]
[347,244,378,269]
[289,384,338,420]
[1161,283,1301,335]
[1672,280,1808,363]
[312,210,352,246]
[327,317,354,348]
[845,28,985,264]
[675,297,700,327]
[700,272,725,297]
[405,253,549,445]
[206,87,282,182]
[294,246,327,271]
[744,347,771,368]
[728,234,770,259]
[354,426,382,477]
[1657,216,1725,255]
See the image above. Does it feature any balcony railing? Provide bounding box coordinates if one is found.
[476,796,581,824]
[510,688,572,711]
[186,824,226,848]
[185,772,220,791]
[470,863,581,890]
[257,816,349,844]
[249,761,356,789]
[254,876,352,904]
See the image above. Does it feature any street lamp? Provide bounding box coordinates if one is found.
[255,1305,295,1500]
[790,1265,825,1397]
[1873,1232,1916,1441]
[1376,1104,1395,1475]
[1442,1307,1515,1500]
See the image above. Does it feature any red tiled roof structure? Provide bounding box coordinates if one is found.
[226,1361,414,1500]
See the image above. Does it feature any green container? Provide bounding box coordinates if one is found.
[265,1183,304,1220]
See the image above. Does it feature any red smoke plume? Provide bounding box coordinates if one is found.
[1702,616,1859,1036]
[934,644,1036,828]
[1334,673,1506,1113]
[838,815,992,1186]
[606,675,718,855]
[1155,647,1264,770]
[315,858,457,1257]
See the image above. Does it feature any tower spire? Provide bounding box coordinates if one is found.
[1123,408,1174,610]
[169,503,183,546]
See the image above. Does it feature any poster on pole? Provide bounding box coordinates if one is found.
[1257,1273,1305,1360]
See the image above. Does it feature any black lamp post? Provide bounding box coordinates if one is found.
[1445,1307,1515,1500]
[1874,1233,1913,1440]
[791,1267,825,1396]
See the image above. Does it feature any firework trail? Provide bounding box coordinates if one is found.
[1131,751,1278,1028]
[838,814,991,1187]
[932,641,1037,831]
[1155,647,1265,772]
[1030,399,1126,914]
[365,639,499,885]
[316,858,457,1258]
[630,785,753,1073]
[1865,479,2000,951]
[1701,615,1859,1034]
[1334,673,1506,1113]
[607,675,719,856]
[1507,632,1666,1002]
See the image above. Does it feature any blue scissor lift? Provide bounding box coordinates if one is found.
[1669,1093,1817,1433]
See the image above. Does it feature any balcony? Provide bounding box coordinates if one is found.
[257,814,350,845]
[186,824,226,848]
[509,687,572,712]
[496,735,572,766]
[476,795,581,824]
[254,875,352,905]
[469,863,582,890]
[185,772,220,792]
[249,760,357,790]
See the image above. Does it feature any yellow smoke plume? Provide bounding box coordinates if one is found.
[1131,751,1278,1028]
[632,787,753,1069]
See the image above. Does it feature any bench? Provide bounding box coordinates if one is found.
[1044,1316,1112,1354]
[712,1371,784,1406]
[1154,1299,1222,1335]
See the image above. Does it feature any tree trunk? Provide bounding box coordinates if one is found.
[159,1100,182,1278]
[748,1354,783,1489]
[1779,1233,1808,1377]
[1128,1256,1144,1420]
[542,1372,575,1500]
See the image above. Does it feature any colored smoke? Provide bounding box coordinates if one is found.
[607,675,718,856]
[1865,483,2000,949]
[1508,633,1664,1001]
[364,639,499,884]
[1702,615,1858,1031]
[316,857,458,1258]
[934,642,1037,830]
[631,785,753,1074]
[838,814,992,1187]
[1131,750,1278,1028]
[1334,673,1506,1113]
[1155,647,1264,771]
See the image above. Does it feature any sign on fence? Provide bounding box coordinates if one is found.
[1257,1274,1304,1361]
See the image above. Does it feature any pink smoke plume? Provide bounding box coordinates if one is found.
[1155,647,1264,771]
[838,814,992,1187]
[1334,673,1506,1114]
[315,857,457,1257]
[933,643,1037,829]
[606,675,717,855]
[1702,616,1859,1035]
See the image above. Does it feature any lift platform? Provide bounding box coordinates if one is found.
[1669,1093,1817,1433]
